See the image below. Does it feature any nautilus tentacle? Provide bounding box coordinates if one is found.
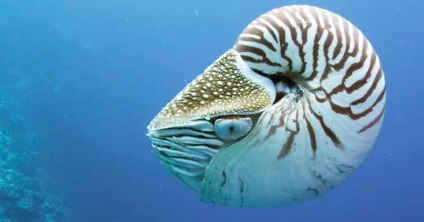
[147,5,385,207]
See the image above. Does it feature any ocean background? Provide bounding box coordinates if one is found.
[0,0,422,221]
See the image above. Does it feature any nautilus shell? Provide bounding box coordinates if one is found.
[147,5,385,207]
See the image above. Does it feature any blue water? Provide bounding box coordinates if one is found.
[0,0,422,221]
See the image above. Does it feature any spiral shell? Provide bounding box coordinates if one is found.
[147,5,385,207]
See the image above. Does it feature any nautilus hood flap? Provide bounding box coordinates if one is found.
[148,49,276,131]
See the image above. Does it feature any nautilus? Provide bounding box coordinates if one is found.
[147,5,385,207]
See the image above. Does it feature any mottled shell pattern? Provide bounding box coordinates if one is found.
[147,5,385,207]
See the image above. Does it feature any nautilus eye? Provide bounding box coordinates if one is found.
[147,5,385,208]
[214,117,253,141]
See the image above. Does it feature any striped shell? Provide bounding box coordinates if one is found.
[147,5,385,207]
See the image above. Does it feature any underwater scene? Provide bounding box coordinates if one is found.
[0,0,423,221]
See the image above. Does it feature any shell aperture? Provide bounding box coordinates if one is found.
[147,5,385,207]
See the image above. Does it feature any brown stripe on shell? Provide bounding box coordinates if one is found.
[330,15,343,60]
[325,34,368,94]
[270,9,294,73]
[238,45,282,68]
[358,106,385,133]
[350,63,382,106]
[255,19,279,45]
[307,99,343,149]
[239,26,277,52]
[303,102,317,152]
[332,18,357,71]
[278,107,300,158]
[278,132,295,158]
[272,9,307,75]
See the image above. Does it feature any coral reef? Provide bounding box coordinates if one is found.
[0,95,65,222]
